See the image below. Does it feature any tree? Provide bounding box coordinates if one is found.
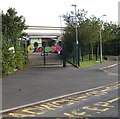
[2,8,28,75]
[62,8,119,64]
[63,10,102,61]
[102,23,120,56]
[63,9,88,44]
[2,8,27,43]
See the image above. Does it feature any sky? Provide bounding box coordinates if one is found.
[0,0,120,27]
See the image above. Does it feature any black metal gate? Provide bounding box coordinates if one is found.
[62,43,80,67]
[42,51,63,66]
[28,43,80,67]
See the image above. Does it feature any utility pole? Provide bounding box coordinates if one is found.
[71,4,80,66]
[58,15,63,35]
[71,4,78,45]
[99,15,107,63]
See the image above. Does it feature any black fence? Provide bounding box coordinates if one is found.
[61,43,80,67]
[61,41,120,67]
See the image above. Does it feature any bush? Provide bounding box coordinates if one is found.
[2,8,28,76]
[2,40,28,75]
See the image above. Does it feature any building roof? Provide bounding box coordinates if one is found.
[27,32,61,39]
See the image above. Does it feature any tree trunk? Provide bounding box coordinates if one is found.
[89,44,91,61]
[91,45,94,60]
[97,45,99,60]
[96,43,98,61]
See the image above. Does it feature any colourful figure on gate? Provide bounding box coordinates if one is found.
[27,45,62,53]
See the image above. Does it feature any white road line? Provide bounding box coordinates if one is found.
[99,63,118,70]
[103,69,118,76]
[99,63,118,76]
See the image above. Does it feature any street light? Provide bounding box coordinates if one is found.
[99,14,107,63]
[58,15,63,35]
[71,4,80,67]
[71,4,78,44]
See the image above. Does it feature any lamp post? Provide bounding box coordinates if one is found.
[71,4,78,45]
[99,15,106,63]
[58,15,62,35]
[71,4,80,66]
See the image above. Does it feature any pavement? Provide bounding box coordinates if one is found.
[2,53,118,110]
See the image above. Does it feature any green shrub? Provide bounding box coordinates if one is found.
[2,40,28,75]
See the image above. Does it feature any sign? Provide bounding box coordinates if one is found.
[27,45,62,53]
[8,47,15,53]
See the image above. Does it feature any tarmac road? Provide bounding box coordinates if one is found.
[1,82,119,118]
[2,53,118,111]
[40,83,119,117]
[105,64,119,76]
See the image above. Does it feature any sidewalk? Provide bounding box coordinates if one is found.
[2,53,118,110]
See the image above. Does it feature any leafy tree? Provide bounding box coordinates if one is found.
[102,22,116,42]
[102,23,120,56]
[2,8,28,75]
[62,8,119,64]
[2,8,27,43]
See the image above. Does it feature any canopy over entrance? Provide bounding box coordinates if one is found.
[25,26,64,47]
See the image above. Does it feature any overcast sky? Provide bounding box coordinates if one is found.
[0,0,119,26]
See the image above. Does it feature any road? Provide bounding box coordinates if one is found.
[1,82,119,118]
[2,53,119,118]
[2,61,118,110]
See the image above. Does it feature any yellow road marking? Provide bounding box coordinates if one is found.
[75,95,88,100]
[72,110,87,116]
[51,99,68,106]
[63,113,75,117]
[94,102,114,107]
[47,103,62,108]
[107,97,120,103]
[9,113,35,117]
[34,106,46,110]
[51,99,76,106]
[82,106,110,112]
[3,83,119,117]
[22,107,47,115]
[40,104,55,110]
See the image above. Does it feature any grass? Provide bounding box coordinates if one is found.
[80,58,108,68]
[68,54,111,68]
[80,60,100,68]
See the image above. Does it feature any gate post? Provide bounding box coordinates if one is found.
[62,44,66,67]
[43,46,46,65]
[75,43,80,67]
[77,43,80,67]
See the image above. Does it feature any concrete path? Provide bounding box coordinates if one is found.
[2,53,118,110]
[28,52,63,67]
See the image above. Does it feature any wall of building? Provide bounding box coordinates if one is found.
[30,38,42,47]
